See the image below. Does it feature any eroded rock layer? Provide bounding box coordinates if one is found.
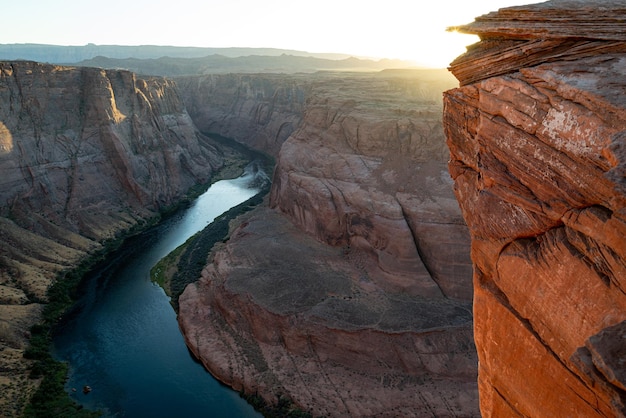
[179,208,477,417]
[0,61,223,415]
[179,70,480,416]
[444,1,626,416]
[448,1,626,86]
[269,71,472,300]
[175,73,308,156]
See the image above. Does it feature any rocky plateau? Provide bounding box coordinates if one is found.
[445,0,626,416]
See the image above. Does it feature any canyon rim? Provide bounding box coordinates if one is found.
[2,0,623,417]
[445,0,626,416]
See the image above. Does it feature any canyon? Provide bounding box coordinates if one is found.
[445,1,626,416]
[0,61,231,415]
[3,1,622,416]
[177,70,478,416]
[0,60,478,416]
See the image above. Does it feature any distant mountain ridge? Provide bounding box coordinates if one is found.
[73,54,420,76]
[0,43,416,67]
[0,43,357,62]
[0,44,422,75]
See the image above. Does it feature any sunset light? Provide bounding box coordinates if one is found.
[2,0,622,417]
[4,0,545,67]
[0,122,13,154]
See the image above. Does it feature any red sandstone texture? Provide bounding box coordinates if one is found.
[444,1,626,416]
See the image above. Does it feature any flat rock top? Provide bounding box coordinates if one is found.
[453,0,626,41]
[221,208,472,332]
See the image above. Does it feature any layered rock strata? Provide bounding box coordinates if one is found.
[180,207,477,417]
[444,1,626,416]
[270,71,471,300]
[179,70,480,416]
[0,61,223,415]
[448,0,626,86]
[175,73,308,156]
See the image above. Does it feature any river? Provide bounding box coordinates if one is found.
[52,164,267,418]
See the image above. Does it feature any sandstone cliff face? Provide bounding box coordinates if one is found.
[179,70,480,416]
[0,61,223,415]
[175,73,307,156]
[175,71,472,299]
[270,71,472,300]
[444,1,626,416]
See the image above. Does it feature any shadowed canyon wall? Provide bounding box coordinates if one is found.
[0,61,479,416]
[175,73,308,156]
[177,70,481,416]
[0,61,224,415]
[445,1,626,416]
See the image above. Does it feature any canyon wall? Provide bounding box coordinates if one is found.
[444,1,626,416]
[178,69,481,416]
[175,73,308,156]
[0,62,479,416]
[269,71,472,300]
[0,61,224,415]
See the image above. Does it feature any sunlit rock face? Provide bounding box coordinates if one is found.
[0,61,221,415]
[179,70,481,416]
[444,1,626,416]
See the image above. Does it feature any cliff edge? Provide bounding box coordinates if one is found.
[444,1,626,416]
[0,61,225,415]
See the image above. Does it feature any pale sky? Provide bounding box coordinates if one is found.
[3,0,544,67]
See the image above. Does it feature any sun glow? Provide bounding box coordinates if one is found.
[2,0,544,68]
[408,31,480,68]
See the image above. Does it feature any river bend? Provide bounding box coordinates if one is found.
[52,167,265,418]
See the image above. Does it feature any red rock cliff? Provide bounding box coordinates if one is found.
[444,1,626,416]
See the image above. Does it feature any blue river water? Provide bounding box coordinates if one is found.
[52,169,264,418]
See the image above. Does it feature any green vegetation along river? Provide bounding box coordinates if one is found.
[51,163,268,417]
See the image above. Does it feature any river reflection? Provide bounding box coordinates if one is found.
[52,166,265,418]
